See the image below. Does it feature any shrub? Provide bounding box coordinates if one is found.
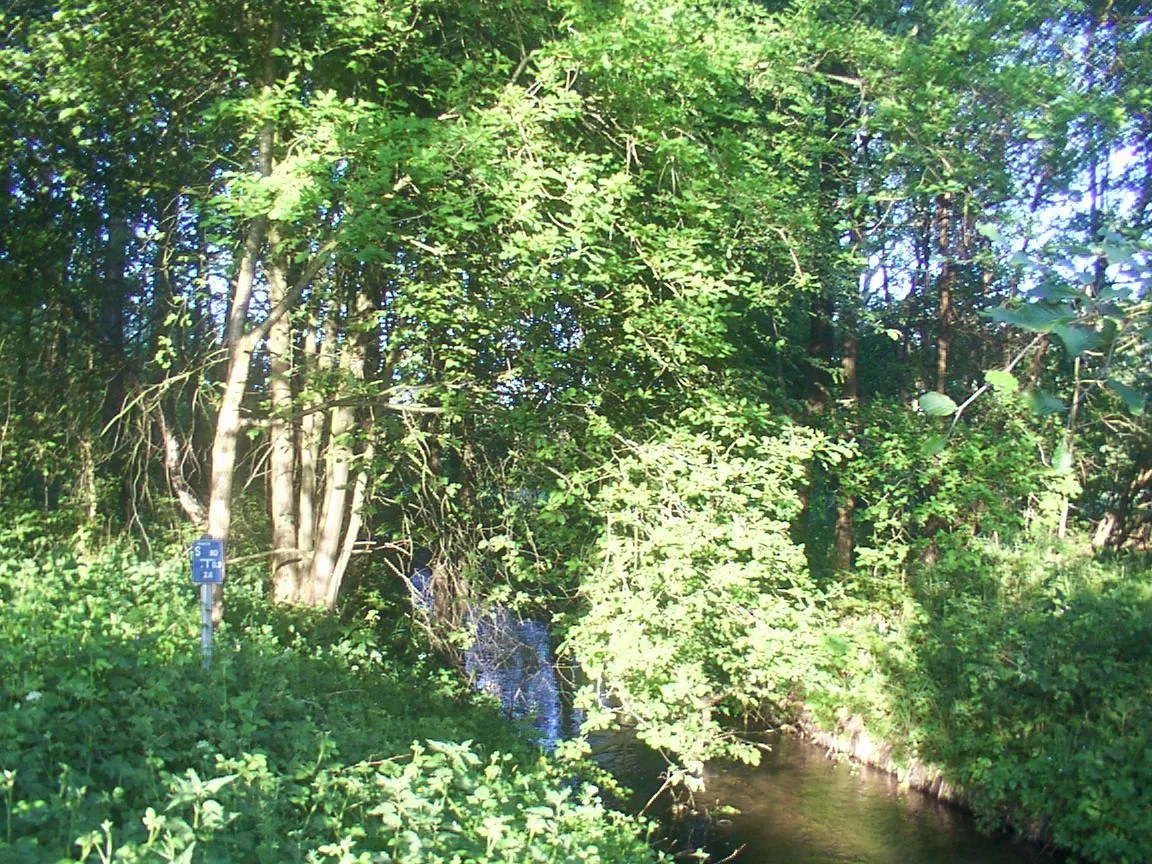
[561,423,839,774]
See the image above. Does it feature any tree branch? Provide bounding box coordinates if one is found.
[241,239,339,350]
[948,334,1046,435]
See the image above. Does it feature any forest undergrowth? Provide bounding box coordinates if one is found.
[0,514,662,864]
[1,491,1150,864]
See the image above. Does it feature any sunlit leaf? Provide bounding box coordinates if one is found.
[976,223,1002,243]
[1053,440,1074,473]
[984,369,1019,393]
[919,392,957,416]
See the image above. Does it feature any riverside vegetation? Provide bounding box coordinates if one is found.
[3,416,1150,862]
[0,515,664,863]
[2,0,1151,861]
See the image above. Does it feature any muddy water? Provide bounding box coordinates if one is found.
[594,731,1058,864]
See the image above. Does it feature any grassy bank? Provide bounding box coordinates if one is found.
[0,518,660,863]
[801,543,1152,863]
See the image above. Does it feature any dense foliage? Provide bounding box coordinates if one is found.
[0,518,661,862]
[2,0,1151,861]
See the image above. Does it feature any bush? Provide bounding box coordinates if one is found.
[561,423,841,773]
[817,539,1152,864]
[897,544,1152,863]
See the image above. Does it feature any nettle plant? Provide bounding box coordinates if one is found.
[0,524,663,864]
[562,420,847,779]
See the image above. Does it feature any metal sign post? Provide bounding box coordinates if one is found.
[199,583,213,668]
[190,537,225,669]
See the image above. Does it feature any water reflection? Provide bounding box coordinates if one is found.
[691,734,1058,864]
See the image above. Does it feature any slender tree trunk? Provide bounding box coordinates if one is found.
[158,408,207,525]
[100,218,131,518]
[308,289,372,607]
[935,195,954,395]
[205,217,266,622]
[203,18,279,621]
[805,291,835,411]
[910,202,932,388]
[311,402,352,604]
[268,232,301,601]
[327,440,375,608]
[297,316,324,580]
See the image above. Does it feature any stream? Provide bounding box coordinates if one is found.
[701,732,1059,863]
[406,571,1060,863]
[590,729,1059,864]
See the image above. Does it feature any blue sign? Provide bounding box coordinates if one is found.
[191,537,225,584]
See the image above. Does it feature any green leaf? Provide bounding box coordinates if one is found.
[976,223,1002,243]
[1053,324,1101,357]
[984,303,1074,333]
[884,327,902,341]
[1026,389,1065,416]
[1106,380,1146,416]
[1032,280,1084,302]
[1101,242,1135,268]
[919,392,958,416]
[920,434,947,457]
[984,369,1019,393]
[201,774,237,795]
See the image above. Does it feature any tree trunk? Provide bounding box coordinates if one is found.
[203,18,279,621]
[805,290,835,411]
[158,408,207,525]
[296,316,325,582]
[205,216,266,622]
[100,217,131,519]
[935,195,954,395]
[268,233,301,602]
[100,218,130,430]
[308,289,372,607]
[310,401,354,604]
[327,440,374,608]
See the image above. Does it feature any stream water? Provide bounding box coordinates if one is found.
[591,730,1059,864]
[405,573,1059,863]
[698,732,1060,864]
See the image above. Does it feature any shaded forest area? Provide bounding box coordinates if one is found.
[2,0,1151,861]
